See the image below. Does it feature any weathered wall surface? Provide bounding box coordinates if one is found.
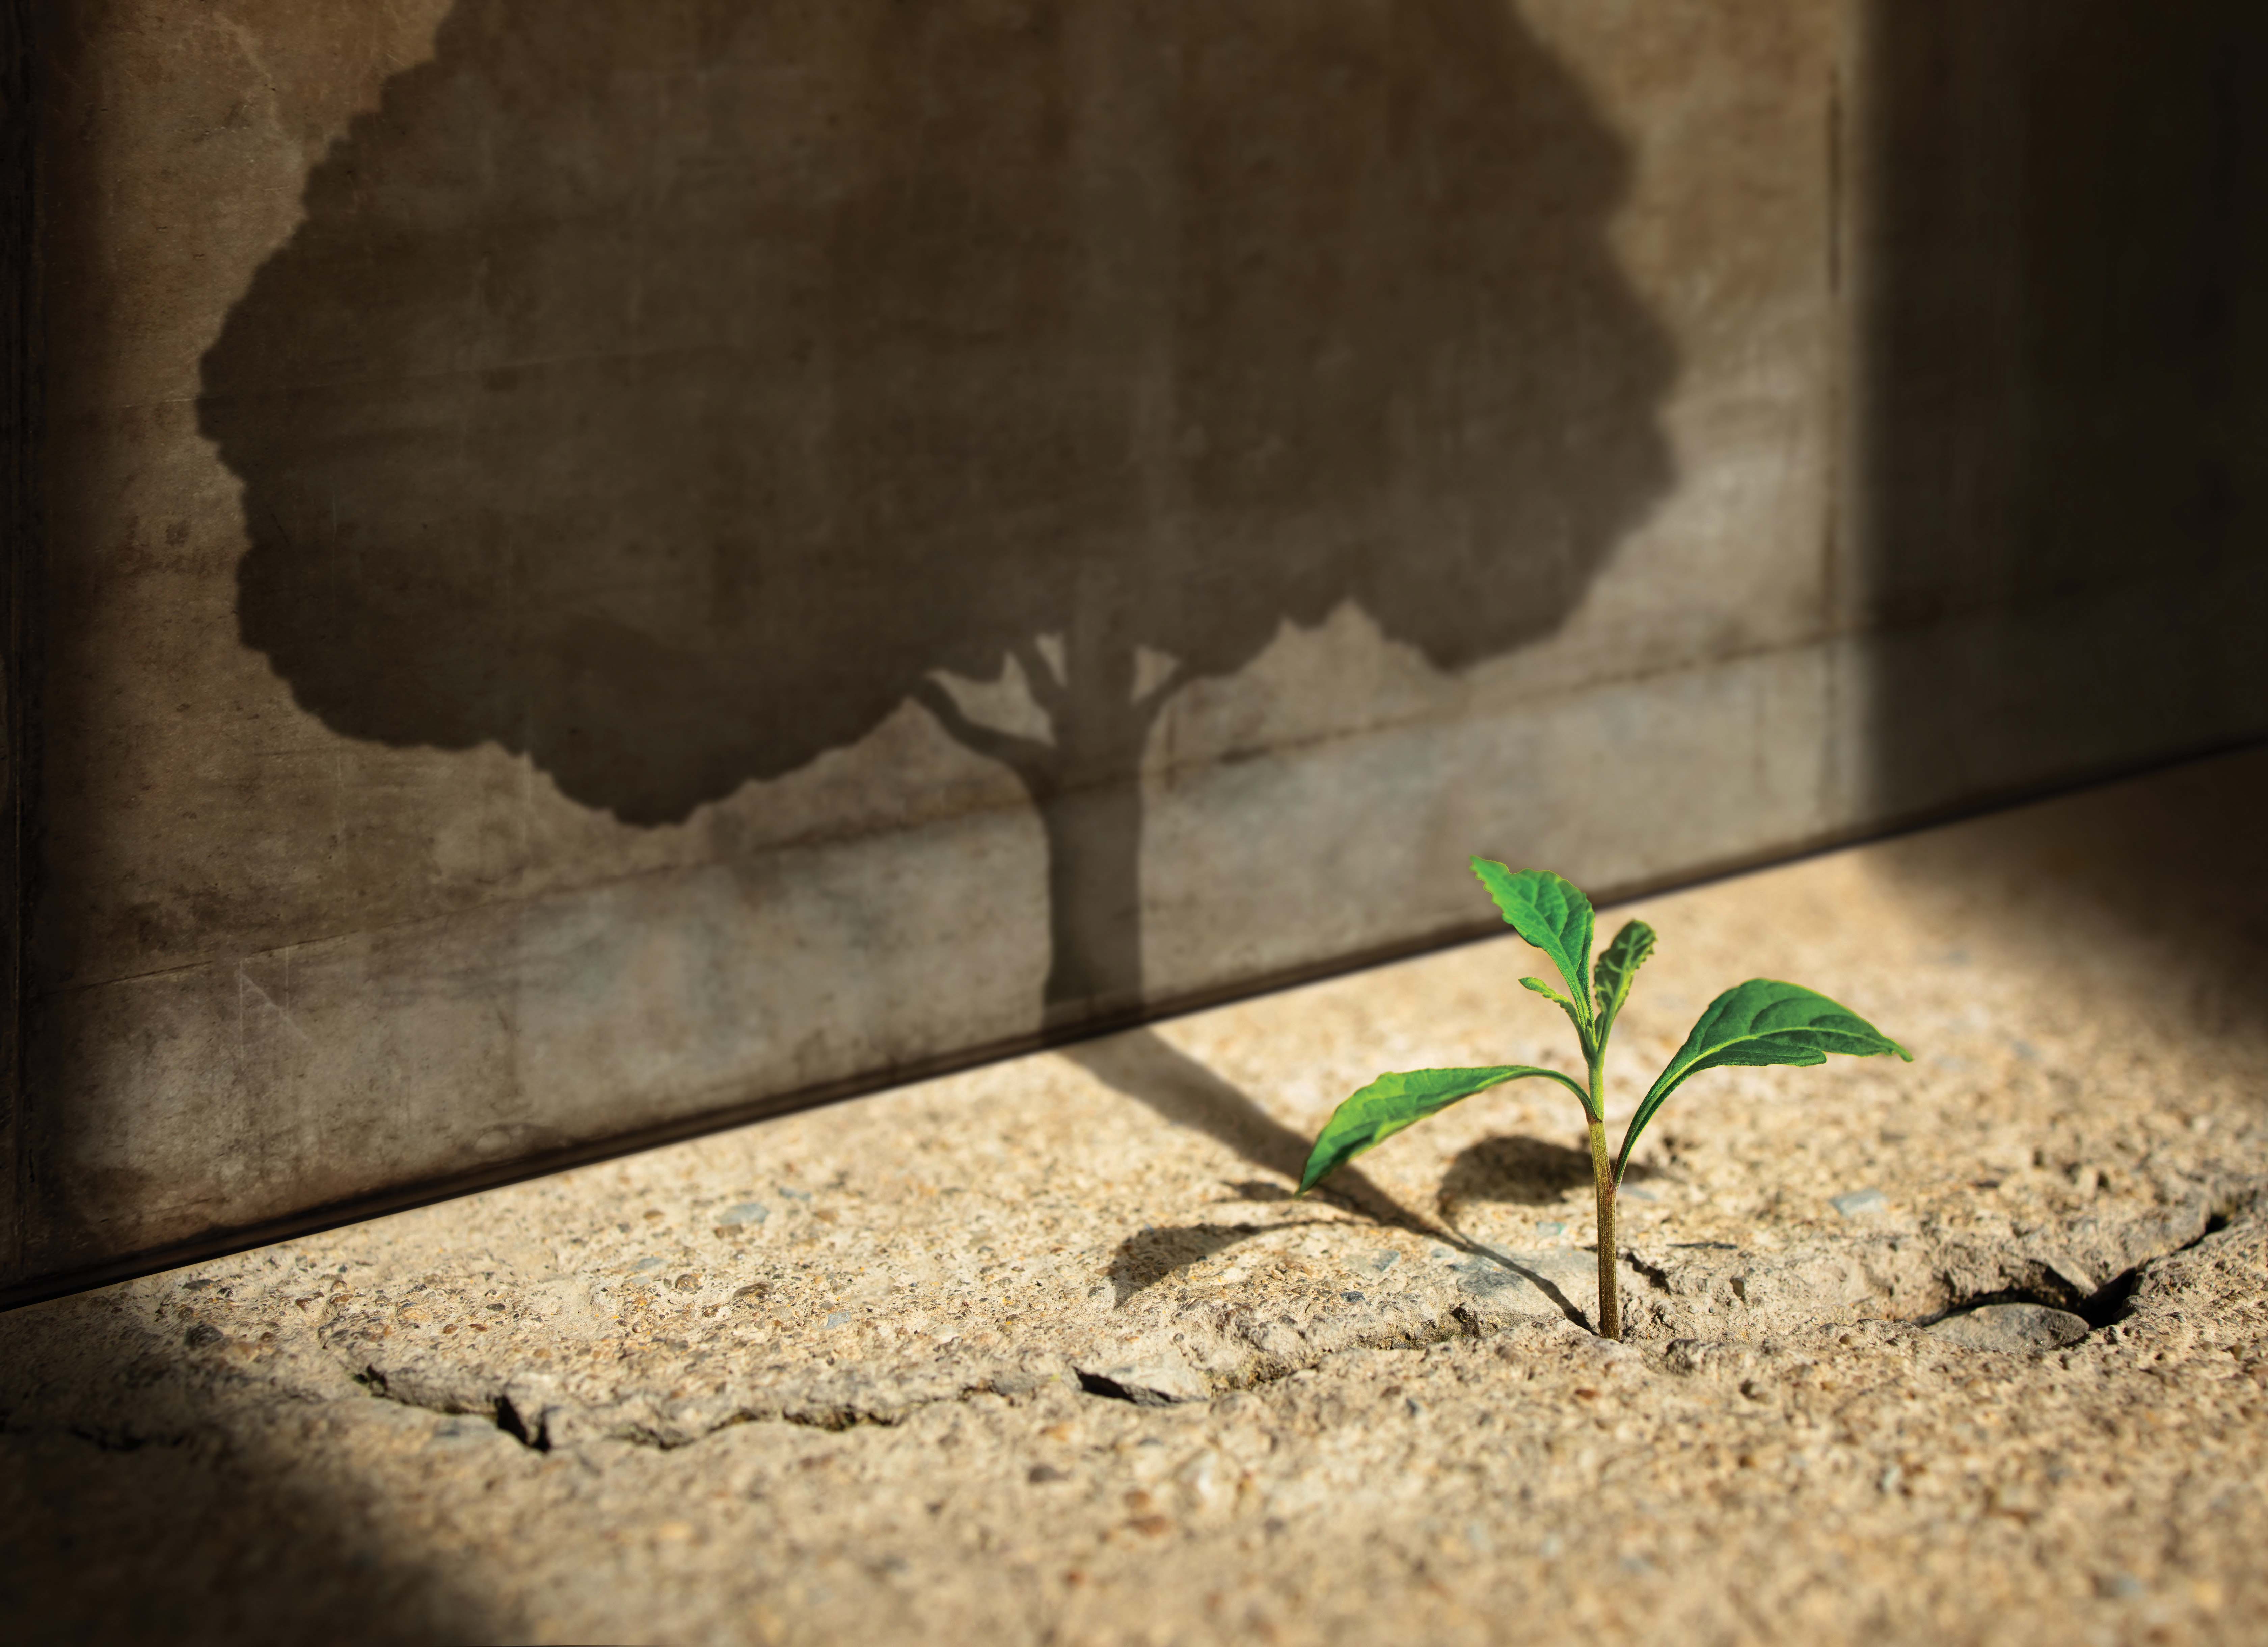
[7,0,2265,1295]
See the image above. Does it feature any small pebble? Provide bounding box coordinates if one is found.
[1926,1303,2089,1352]
[1830,1188,1888,1219]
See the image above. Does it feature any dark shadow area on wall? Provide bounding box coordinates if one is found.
[1858,4,2268,1034]
[1860,0,2268,820]
[197,0,1675,1035]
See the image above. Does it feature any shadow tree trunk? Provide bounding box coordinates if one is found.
[1034,766,1146,1022]
[915,621,1179,1029]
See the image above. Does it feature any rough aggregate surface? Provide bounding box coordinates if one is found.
[6,752,2268,1644]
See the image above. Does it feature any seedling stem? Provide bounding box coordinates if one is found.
[1583,1050,1620,1339]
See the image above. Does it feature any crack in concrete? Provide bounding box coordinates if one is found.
[1920,1203,2238,1330]
[339,1187,2263,1457]
[58,1423,201,1455]
[353,1360,1043,1453]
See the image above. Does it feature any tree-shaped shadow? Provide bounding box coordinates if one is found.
[199,0,1675,1032]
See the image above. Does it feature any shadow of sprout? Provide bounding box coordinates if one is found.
[1461,1249,1591,1330]
[1070,1028,1488,1303]
[1221,1180,1295,1204]
[1434,1133,1662,1221]
[1062,1029,1437,1237]
[1104,1219,1339,1305]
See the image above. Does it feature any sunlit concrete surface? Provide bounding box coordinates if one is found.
[5,748,2265,1644]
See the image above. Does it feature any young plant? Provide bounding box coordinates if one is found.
[1299,862,1910,1339]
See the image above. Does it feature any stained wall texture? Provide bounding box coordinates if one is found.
[7,0,2265,1296]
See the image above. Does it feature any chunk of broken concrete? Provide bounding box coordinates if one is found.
[1449,1247,1593,1320]
[1074,1353,1208,1406]
[1925,1302,2089,1352]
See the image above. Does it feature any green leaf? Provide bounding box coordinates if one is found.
[1521,976,1589,1047]
[1592,919,1656,1030]
[1470,861,1595,1031]
[1300,1065,1592,1193]
[1519,976,1572,1009]
[1616,979,1911,1181]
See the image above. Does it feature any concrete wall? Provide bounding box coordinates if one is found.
[7,0,2265,1296]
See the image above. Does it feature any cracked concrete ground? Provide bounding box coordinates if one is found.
[7,749,2268,1645]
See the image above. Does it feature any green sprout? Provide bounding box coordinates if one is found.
[1299,861,1911,1339]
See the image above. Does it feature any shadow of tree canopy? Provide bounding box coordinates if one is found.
[200,0,1674,1027]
